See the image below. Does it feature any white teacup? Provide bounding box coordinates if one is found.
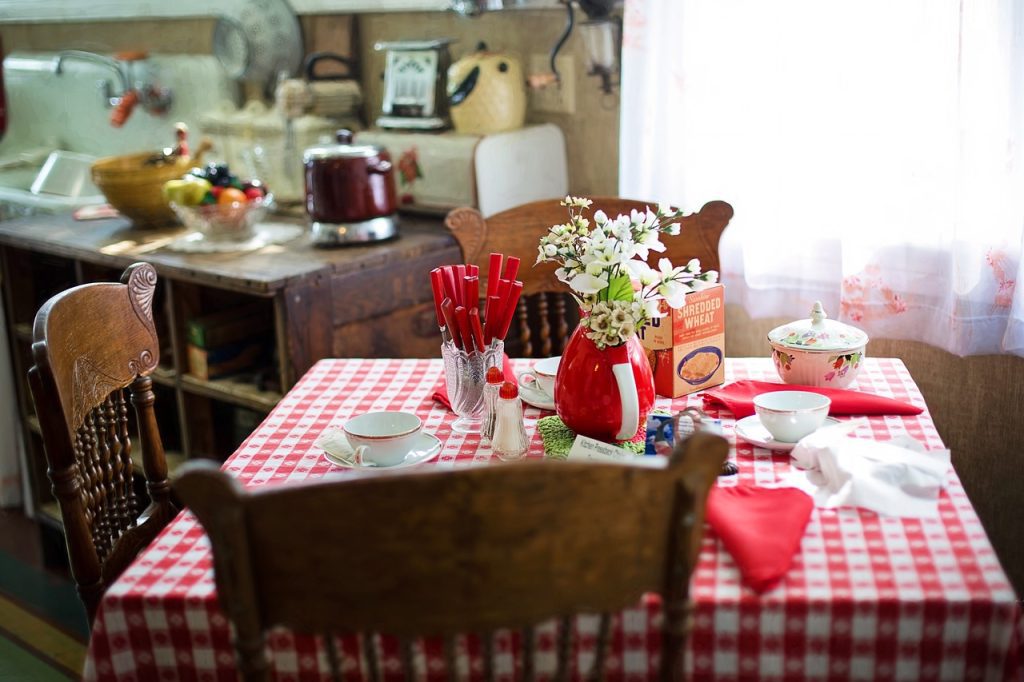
[343,411,422,467]
[518,356,560,398]
[753,390,831,443]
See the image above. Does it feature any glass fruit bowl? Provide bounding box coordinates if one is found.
[169,193,273,242]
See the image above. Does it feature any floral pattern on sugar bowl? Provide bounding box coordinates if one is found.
[767,302,869,389]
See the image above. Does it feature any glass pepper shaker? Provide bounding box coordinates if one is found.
[481,365,504,442]
[491,381,530,461]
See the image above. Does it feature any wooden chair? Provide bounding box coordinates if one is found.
[445,198,734,357]
[28,262,178,625]
[174,430,729,682]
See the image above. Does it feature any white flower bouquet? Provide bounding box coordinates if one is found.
[536,196,719,349]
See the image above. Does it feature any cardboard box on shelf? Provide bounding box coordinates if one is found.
[186,302,271,349]
[639,284,725,398]
[187,341,267,381]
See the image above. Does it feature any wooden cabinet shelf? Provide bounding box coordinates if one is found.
[1,211,459,529]
[151,366,177,387]
[179,374,282,412]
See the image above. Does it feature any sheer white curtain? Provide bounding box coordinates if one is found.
[620,0,1024,356]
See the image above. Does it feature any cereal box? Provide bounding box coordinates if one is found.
[638,284,725,397]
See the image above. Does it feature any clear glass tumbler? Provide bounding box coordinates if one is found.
[442,339,504,433]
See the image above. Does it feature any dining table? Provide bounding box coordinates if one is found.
[82,357,1022,682]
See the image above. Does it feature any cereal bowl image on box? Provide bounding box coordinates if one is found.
[768,301,868,389]
[677,345,723,385]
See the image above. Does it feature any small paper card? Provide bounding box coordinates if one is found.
[567,435,666,468]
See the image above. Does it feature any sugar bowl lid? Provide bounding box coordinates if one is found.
[768,301,869,351]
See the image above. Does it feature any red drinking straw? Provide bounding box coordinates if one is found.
[441,298,461,349]
[484,294,501,342]
[463,275,480,312]
[497,281,524,342]
[454,265,466,305]
[502,256,521,283]
[429,268,445,328]
[441,267,459,306]
[487,253,502,299]
[469,308,485,352]
[495,278,512,311]
[455,305,470,351]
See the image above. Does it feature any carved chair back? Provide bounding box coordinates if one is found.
[445,198,733,357]
[28,262,177,625]
[175,431,729,682]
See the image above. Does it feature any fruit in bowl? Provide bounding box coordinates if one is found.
[163,164,271,242]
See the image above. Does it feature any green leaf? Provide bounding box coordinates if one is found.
[606,274,633,302]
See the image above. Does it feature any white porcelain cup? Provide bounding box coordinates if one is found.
[753,390,831,443]
[518,356,560,398]
[342,411,422,467]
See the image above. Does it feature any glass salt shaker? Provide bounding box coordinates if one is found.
[491,381,530,461]
[481,366,504,442]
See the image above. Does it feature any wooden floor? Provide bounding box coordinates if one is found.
[0,507,88,680]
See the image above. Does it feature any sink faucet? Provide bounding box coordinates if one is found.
[53,50,173,127]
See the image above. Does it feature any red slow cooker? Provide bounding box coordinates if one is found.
[304,130,399,246]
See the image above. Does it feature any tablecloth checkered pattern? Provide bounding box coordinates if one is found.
[83,358,1022,682]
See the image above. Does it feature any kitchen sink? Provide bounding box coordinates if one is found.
[0,156,106,221]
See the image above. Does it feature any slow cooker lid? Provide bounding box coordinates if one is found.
[768,301,869,351]
[303,143,383,161]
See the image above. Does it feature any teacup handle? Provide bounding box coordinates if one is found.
[351,444,369,467]
[518,371,540,390]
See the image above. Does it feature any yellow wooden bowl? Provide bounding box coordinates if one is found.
[91,142,210,227]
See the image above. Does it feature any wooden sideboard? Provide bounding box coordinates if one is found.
[0,212,459,532]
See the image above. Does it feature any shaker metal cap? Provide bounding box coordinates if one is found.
[767,301,869,352]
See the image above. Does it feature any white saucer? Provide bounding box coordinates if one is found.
[519,384,555,411]
[734,415,841,452]
[321,432,442,469]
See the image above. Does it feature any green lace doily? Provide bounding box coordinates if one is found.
[537,415,646,460]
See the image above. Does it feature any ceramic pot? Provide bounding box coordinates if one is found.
[768,301,869,389]
[303,129,398,224]
[554,325,655,442]
[447,44,527,135]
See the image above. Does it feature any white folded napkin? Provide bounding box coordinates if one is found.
[315,428,357,464]
[786,421,951,517]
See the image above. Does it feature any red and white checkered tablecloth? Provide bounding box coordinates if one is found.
[83,358,1022,682]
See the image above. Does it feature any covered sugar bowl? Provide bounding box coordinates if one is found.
[768,302,869,388]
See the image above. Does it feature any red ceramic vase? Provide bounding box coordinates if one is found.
[554,325,656,442]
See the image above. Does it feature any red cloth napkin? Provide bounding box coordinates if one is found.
[702,380,923,419]
[706,486,814,593]
[432,354,515,409]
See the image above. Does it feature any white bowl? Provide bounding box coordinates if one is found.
[753,390,831,443]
